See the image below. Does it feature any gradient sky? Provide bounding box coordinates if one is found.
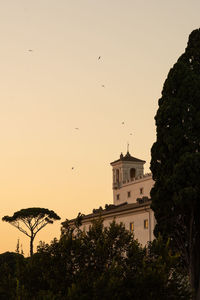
[0,0,200,255]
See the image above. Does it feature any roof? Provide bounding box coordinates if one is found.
[68,199,151,224]
[110,151,146,165]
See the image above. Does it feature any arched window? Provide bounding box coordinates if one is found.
[116,169,120,183]
[130,168,136,179]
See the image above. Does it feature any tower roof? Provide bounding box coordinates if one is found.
[110,151,146,165]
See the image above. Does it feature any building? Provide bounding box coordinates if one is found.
[111,151,153,205]
[69,151,155,246]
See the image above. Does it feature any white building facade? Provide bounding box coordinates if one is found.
[111,151,153,205]
[69,151,155,246]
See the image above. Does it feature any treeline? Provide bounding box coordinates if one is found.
[0,219,191,300]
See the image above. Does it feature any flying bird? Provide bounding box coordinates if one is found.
[28,49,33,52]
[71,167,74,170]
[75,128,79,130]
[98,56,101,60]
[101,85,105,88]
[122,122,124,125]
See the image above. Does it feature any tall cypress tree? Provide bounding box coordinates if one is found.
[150,28,200,299]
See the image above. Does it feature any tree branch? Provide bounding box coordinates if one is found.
[10,221,30,238]
[34,221,49,236]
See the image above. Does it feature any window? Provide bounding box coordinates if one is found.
[116,169,120,183]
[144,219,148,229]
[130,222,134,232]
[140,187,144,195]
[117,194,120,200]
[127,191,131,198]
[130,168,136,179]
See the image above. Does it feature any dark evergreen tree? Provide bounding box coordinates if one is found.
[150,28,200,299]
[0,252,26,300]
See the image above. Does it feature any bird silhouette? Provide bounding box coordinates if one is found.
[98,56,101,60]
[28,49,33,52]
[101,85,105,88]
[75,128,79,130]
[122,122,124,125]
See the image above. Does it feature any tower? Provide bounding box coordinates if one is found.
[110,151,147,205]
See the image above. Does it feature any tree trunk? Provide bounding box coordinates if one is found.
[190,262,195,299]
[30,236,34,257]
[193,260,200,300]
[194,246,200,300]
[196,281,200,300]
[189,245,200,300]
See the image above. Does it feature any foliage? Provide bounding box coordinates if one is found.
[2,207,60,256]
[0,252,27,300]
[25,219,191,299]
[0,217,191,299]
[150,28,200,298]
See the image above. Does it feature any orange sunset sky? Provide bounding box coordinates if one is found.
[0,0,200,255]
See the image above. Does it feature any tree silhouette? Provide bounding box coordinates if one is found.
[150,28,200,298]
[2,207,60,256]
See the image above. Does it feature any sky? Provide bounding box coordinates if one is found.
[0,0,200,255]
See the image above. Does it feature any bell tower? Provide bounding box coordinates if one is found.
[110,151,146,205]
